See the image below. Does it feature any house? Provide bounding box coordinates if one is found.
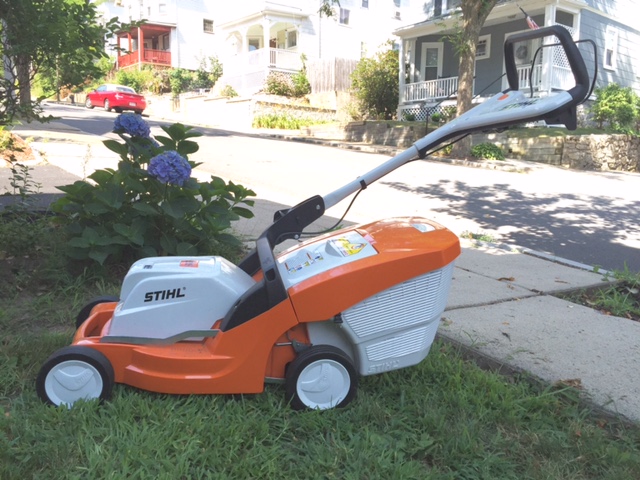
[214,0,431,96]
[96,1,429,96]
[95,0,217,71]
[394,0,640,121]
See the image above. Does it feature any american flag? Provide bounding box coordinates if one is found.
[519,6,539,30]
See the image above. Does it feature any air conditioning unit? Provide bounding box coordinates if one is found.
[394,11,401,19]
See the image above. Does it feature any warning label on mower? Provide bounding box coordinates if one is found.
[330,238,366,257]
[285,251,324,274]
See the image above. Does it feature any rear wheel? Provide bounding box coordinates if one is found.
[36,346,115,408]
[85,98,94,109]
[104,99,111,112]
[134,110,143,115]
[76,295,119,329]
[285,345,358,410]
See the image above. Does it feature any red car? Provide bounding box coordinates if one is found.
[85,84,147,114]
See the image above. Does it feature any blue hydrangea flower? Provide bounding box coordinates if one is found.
[148,151,192,186]
[114,113,151,138]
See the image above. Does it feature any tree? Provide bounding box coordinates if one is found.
[350,43,399,120]
[0,0,125,125]
[446,0,498,157]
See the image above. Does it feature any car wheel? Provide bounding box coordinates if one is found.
[285,345,358,410]
[85,98,94,109]
[134,110,143,115]
[36,346,115,408]
[114,107,123,113]
[104,99,111,112]
[76,295,119,329]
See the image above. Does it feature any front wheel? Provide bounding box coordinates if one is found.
[85,98,94,109]
[285,345,358,410]
[36,346,115,408]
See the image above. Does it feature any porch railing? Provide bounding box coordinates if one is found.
[118,49,171,68]
[402,76,459,103]
[224,48,303,76]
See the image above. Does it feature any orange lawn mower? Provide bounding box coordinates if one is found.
[37,27,592,410]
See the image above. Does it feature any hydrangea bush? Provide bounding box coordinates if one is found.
[52,113,255,265]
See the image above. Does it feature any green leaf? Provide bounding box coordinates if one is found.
[232,206,254,219]
[88,249,109,265]
[176,242,198,256]
[132,203,159,215]
[88,169,115,185]
[216,233,242,246]
[94,185,125,208]
[160,235,177,254]
[161,196,200,219]
[103,139,129,156]
[176,140,199,155]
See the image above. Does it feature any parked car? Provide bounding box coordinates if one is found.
[85,84,147,114]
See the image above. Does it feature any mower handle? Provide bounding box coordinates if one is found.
[323,25,590,210]
[504,25,589,103]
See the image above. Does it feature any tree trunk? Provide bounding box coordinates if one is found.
[450,0,497,159]
[15,54,31,108]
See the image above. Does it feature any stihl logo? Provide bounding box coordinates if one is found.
[144,288,186,302]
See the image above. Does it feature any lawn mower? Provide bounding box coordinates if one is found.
[37,26,591,410]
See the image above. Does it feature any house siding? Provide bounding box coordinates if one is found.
[580,10,640,92]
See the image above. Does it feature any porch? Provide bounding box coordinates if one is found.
[118,49,171,69]
[399,63,573,120]
[221,47,305,96]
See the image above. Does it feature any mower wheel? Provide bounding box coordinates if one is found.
[36,346,115,408]
[76,295,119,329]
[285,345,358,411]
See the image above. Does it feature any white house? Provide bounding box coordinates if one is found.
[96,1,427,96]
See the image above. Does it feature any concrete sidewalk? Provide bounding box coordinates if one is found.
[3,119,639,425]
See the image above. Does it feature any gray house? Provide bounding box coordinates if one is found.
[394,0,640,120]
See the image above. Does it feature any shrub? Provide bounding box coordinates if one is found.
[471,143,505,160]
[220,85,238,98]
[591,83,640,133]
[252,113,329,130]
[51,113,255,265]
[350,42,399,120]
[291,69,311,97]
[265,72,294,97]
[115,68,154,93]
[168,68,194,96]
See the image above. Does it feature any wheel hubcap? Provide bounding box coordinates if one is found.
[44,360,103,407]
[296,359,350,410]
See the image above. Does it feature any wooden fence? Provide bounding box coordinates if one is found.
[307,58,359,93]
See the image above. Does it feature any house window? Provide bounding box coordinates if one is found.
[604,26,618,70]
[362,0,369,8]
[287,30,297,49]
[248,38,261,51]
[476,34,491,60]
[162,34,170,50]
[203,19,214,34]
[339,8,350,25]
[159,3,167,14]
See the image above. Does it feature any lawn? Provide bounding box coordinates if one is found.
[1,214,640,479]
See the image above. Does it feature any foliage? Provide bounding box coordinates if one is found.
[220,85,239,98]
[50,114,255,265]
[590,83,640,133]
[193,56,224,90]
[350,43,399,120]
[291,69,312,97]
[252,113,328,130]
[265,72,295,97]
[318,0,340,17]
[0,0,132,124]
[115,68,155,94]
[168,68,194,96]
[561,266,640,321]
[471,142,505,160]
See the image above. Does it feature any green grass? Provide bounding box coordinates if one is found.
[2,213,640,479]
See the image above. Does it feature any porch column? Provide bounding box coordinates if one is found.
[138,27,144,69]
[262,17,271,66]
[541,3,557,95]
[398,39,406,119]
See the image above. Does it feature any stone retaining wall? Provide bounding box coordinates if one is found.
[317,122,638,172]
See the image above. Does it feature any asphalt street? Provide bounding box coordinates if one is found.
[37,103,640,271]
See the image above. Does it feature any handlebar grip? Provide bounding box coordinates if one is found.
[504,25,589,102]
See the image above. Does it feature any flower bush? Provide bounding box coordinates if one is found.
[52,114,255,265]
